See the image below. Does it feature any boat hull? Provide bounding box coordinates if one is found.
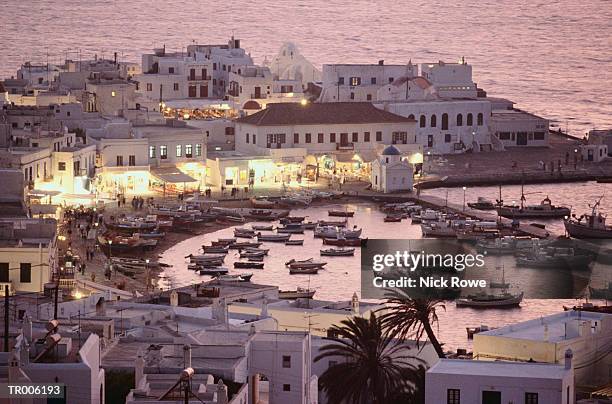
[564,220,612,239]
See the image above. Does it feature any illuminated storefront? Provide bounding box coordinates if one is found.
[161,100,237,121]
[96,167,151,198]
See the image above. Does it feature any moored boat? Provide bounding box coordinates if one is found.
[257,233,291,242]
[564,196,612,239]
[198,267,230,276]
[314,225,362,239]
[320,247,355,256]
[279,288,316,299]
[328,210,355,217]
[322,237,366,247]
[202,245,229,254]
[234,261,265,269]
[289,267,320,275]
[384,215,403,222]
[285,258,327,270]
[285,239,304,246]
[467,197,497,210]
[277,223,305,234]
[252,224,275,231]
[456,292,523,308]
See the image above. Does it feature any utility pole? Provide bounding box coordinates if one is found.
[4,285,9,352]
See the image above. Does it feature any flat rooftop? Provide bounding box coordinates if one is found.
[491,108,547,121]
[479,310,610,343]
[428,359,569,380]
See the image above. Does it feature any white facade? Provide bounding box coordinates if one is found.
[425,358,575,404]
[0,218,57,294]
[420,59,478,99]
[376,99,493,154]
[264,42,322,88]
[318,62,417,102]
[473,311,612,387]
[85,78,137,116]
[490,109,549,147]
[52,143,97,194]
[371,145,414,193]
[580,144,609,163]
[228,66,304,112]
[587,129,612,156]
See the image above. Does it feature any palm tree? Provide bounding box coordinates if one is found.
[314,312,424,404]
[378,289,446,358]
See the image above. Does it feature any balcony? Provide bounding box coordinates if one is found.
[336,142,354,151]
[250,93,267,100]
[188,75,212,81]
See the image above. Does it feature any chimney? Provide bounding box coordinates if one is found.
[135,353,145,388]
[351,292,359,315]
[378,60,384,66]
[564,349,573,370]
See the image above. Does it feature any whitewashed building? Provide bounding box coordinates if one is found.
[474,310,612,387]
[264,42,322,89]
[371,145,414,193]
[490,109,549,147]
[227,65,304,112]
[420,59,478,99]
[318,61,417,102]
[588,129,612,156]
[425,356,575,404]
[580,144,609,163]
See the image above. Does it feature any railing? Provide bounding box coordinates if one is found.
[336,142,354,151]
[250,93,267,99]
[188,75,212,81]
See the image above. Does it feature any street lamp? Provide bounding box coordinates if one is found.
[462,186,467,212]
[145,259,150,292]
[108,240,113,275]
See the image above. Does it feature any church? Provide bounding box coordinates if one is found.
[370,145,414,193]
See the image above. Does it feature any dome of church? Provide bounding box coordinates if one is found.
[382,145,401,156]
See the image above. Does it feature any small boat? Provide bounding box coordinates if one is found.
[199,267,230,276]
[280,216,306,224]
[279,288,316,299]
[302,221,317,230]
[322,237,366,247]
[257,233,291,242]
[252,224,275,231]
[218,238,237,243]
[234,228,256,238]
[314,225,362,239]
[251,197,277,209]
[318,219,348,227]
[516,247,593,269]
[234,261,265,269]
[247,256,264,262]
[285,258,327,270]
[496,187,570,219]
[202,245,229,254]
[277,223,305,234]
[239,247,270,255]
[421,221,457,238]
[384,215,402,222]
[228,241,262,249]
[563,302,612,314]
[215,273,253,282]
[239,250,266,258]
[212,240,233,246]
[289,267,320,275]
[564,196,612,239]
[328,210,355,217]
[320,247,355,256]
[468,197,497,210]
[285,239,304,246]
[456,292,524,308]
[225,215,246,223]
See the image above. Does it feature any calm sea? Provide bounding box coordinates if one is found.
[1,0,611,136]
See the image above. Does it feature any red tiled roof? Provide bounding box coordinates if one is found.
[236,102,415,126]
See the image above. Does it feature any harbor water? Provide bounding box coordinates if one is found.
[158,191,610,349]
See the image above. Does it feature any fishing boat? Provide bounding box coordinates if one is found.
[252,224,275,231]
[202,245,230,254]
[563,302,612,314]
[322,237,366,247]
[320,247,355,256]
[421,221,457,238]
[218,238,237,244]
[314,225,362,239]
[257,233,291,242]
[564,197,612,239]
[302,221,317,230]
[328,210,355,217]
[240,247,270,254]
[279,288,316,299]
[277,223,305,234]
[98,234,157,255]
[239,250,266,258]
[317,219,348,227]
[384,215,403,222]
[110,257,168,268]
[234,228,256,238]
[247,256,264,262]
[228,241,262,249]
[251,197,277,209]
[589,283,612,300]
[285,258,327,270]
[496,185,570,218]
[456,292,523,308]
[247,209,280,221]
[289,267,320,275]
[467,197,497,210]
[234,261,265,269]
[516,247,593,269]
[476,236,543,255]
[285,239,304,246]
[198,267,230,276]
[215,273,253,282]
[280,216,306,224]
[186,253,226,262]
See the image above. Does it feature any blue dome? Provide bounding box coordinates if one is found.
[382,145,401,156]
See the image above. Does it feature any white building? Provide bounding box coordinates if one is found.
[579,144,609,163]
[473,310,612,387]
[425,356,575,404]
[588,129,612,156]
[264,42,322,89]
[0,218,57,294]
[371,145,414,193]
[318,61,417,102]
[227,65,304,112]
[420,59,478,99]
[84,75,137,116]
[490,109,549,147]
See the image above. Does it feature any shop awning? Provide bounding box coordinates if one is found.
[151,166,198,183]
[29,189,61,197]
